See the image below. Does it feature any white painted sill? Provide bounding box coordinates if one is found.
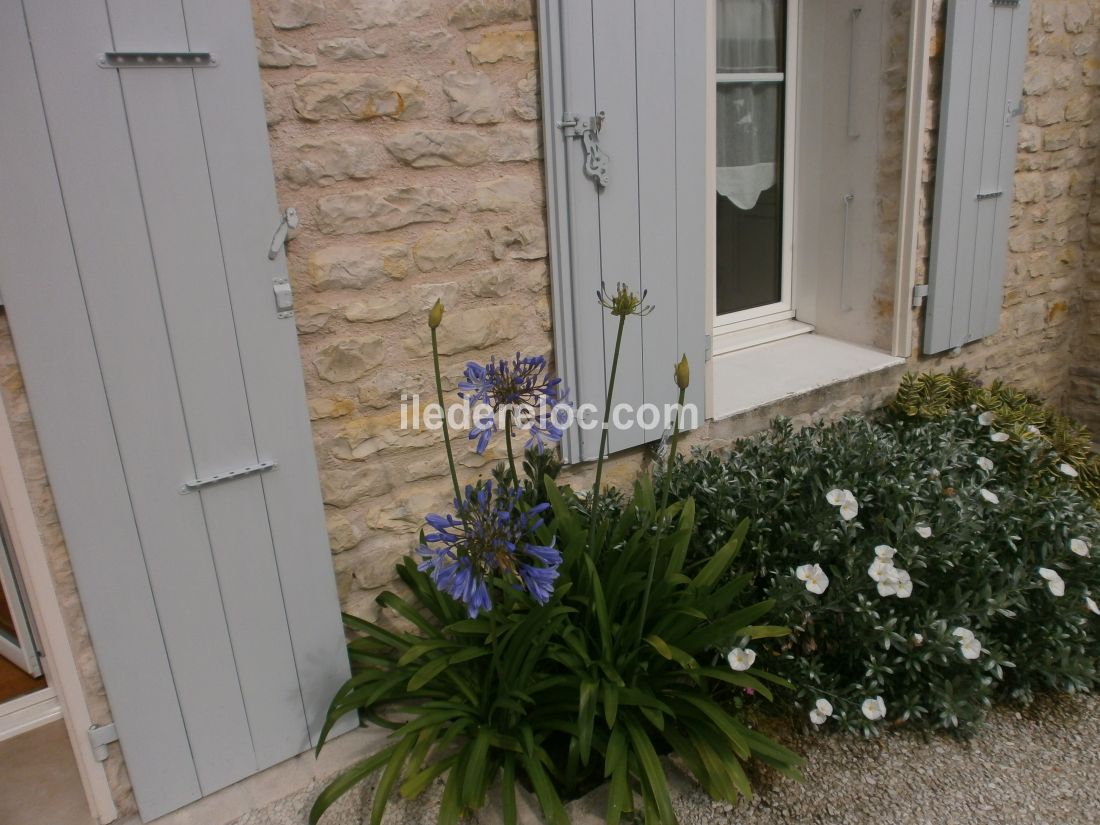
[710,333,905,421]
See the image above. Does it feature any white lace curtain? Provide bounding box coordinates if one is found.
[716,0,783,211]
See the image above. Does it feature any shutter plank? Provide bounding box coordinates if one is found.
[592,0,645,453]
[674,0,709,420]
[182,0,354,746]
[946,4,995,348]
[0,3,204,819]
[980,1,1030,338]
[105,0,311,769]
[556,0,605,462]
[967,5,1014,341]
[636,1,679,441]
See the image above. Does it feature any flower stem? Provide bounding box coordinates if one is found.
[635,385,687,647]
[505,408,518,484]
[431,327,461,502]
[586,313,628,556]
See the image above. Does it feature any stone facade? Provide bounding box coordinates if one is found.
[0,0,1096,821]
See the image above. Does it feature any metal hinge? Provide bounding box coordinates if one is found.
[182,460,276,493]
[912,284,929,308]
[976,190,1004,201]
[97,52,217,69]
[557,111,609,188]
[88,723,118,762]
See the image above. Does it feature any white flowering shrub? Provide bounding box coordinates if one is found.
[666,410,1100,735]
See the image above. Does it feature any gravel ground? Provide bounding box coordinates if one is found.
[669,693,1100,825]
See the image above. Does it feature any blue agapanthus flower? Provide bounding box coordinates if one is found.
[458,353,567,454]
[416,480,561,618]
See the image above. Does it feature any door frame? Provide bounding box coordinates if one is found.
[0,397,117,822]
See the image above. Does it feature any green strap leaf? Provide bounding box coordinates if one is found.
[369,735,416,825]
[309,744,398,825]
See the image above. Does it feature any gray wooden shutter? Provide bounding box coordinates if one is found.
[924,0,1030,354]
[0,1,353,820]
[539,0,707,463]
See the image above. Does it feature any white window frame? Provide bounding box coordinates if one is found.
[710,0,802,347]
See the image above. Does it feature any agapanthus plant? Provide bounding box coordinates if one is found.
[416,480,560,618]
[312,291,798,825]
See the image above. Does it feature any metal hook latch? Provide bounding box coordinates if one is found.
[268,207,299,260]
[557,111,609,188]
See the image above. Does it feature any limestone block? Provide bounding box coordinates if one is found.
[316,188,458,235]
[414,227,483,271]
[316,38,388,61]
[333,0,431,29]
[308,243,410,289]
[292,72,426,121]
[257,38,317,68]
[442,71,504,124]
[385,130,490,168]
[448,0,533,30]
[473,176,537,212]
[467,30,538,64]
[268,0,324,30]
[282,137,376,187]
[315,337,385,383]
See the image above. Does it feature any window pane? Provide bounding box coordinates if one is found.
[715,81,785,315]
[716,0,784,73]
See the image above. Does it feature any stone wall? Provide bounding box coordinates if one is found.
[0,0,1095,820]
[255,0,553,619]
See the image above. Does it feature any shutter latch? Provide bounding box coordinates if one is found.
[912,284,929,308]
[268,207,299,261]
[557,112,609,188]
[88,723,118,762]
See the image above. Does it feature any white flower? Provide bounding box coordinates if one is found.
[990,432,1010,443]
[868,558,895,583]
[795,564,815,581]
[1038,567,1065,597]
[979,488,1000,504]
[911,633,924,646]
[877,577,898,597]
[728,647,756,671]
[977,456,994,472]
[893,569,913,599]
[827,488,859,521]
[874,544,897,561]
[809,698,834,725]
[861,696,886,721]
[805,565,830,595]
[928,468,941,480]
[953,628,982,659]
[978,411,996,426]
[915,524,932,539]
[960,636,982,660]
[1086,596,1100,616]
[1059,462,1079,478]
[1026,425,1041,436]
[1070,538,1090,557]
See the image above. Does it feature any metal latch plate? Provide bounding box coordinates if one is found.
[273,279,294,318]
[88,723,118,762]
[97,52,217,68]
[182,460,276,493]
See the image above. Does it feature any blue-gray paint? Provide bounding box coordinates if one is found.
[538,0,708,463]
[925,0,1030,354]
[0,1,352,819]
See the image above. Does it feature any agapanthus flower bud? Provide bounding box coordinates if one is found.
[428,299,444,329]
[674,354,690,390]
[596,281,653,317]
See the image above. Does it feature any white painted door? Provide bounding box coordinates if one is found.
[0,514,40,678]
